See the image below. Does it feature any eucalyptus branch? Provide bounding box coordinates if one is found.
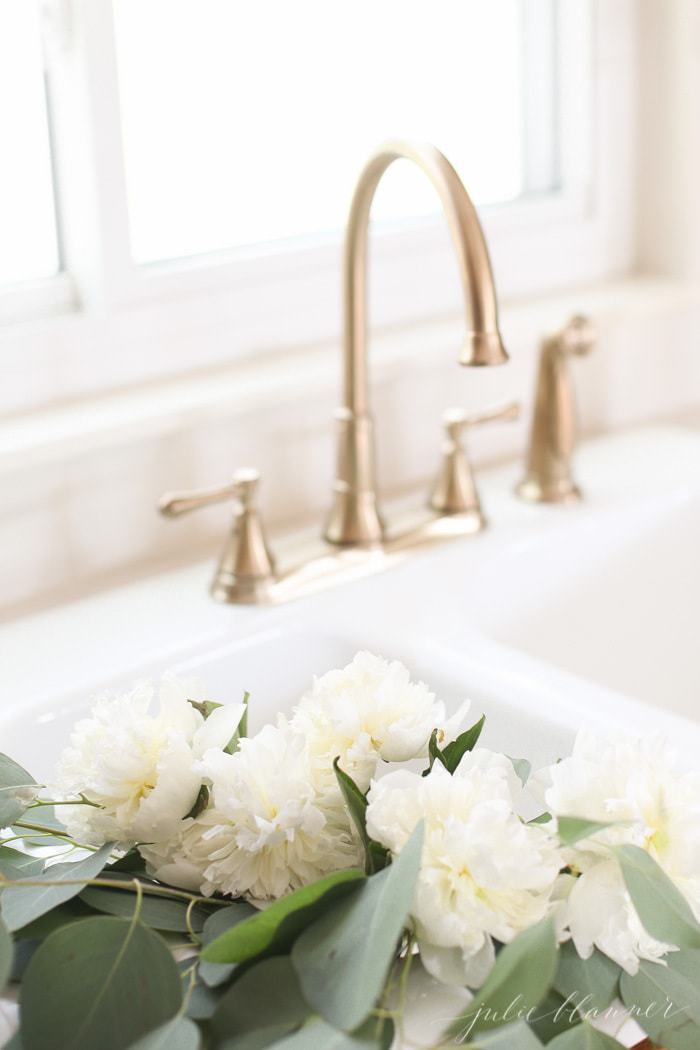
[30,794,101,809]
[0,873,228,909]
[13,819,99,852]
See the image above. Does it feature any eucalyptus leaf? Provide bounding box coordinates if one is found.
[0,754,37,827]
[508,758,532,787]
[547,1022,625,1048]
[80,885,210,932]
[464,1021,544,1048]
[615,845,700,949]
[0,846,45,881]
[556,817,615,847]
[1,843,114,932]
[554,942,621,1014]
[450,918,558,1039]
[440,714,486,773]
[20,915,182,1050]
[15,898,94,941]
[199,900,256,987]
[126,1016,200,1050]
[292,822,424,1032]
[619,950,700,1042]
[528,990,582,1044]
[218,1028,302,1050]
[211,956,309,1043]
[0,916,13,991]
[334,760,388,875]
[658,1017,700,1050]
[203,868,365,965]
[271,1015,394,1049]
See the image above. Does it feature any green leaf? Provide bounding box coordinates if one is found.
[450,918,558,1039]
[187,698,222,720]
[218,1029,304,1050]
[211,956,310,1043]
[0,916,13,991]
[0,754,37,827]
[270,1015,394,1049]
[554,942,621,1014]
[528,813,553,826]
[509,758,532,787]
[20,915,182,1050]
[1,843,114,932]
[185,785,209,821]
[15,898,94,941]
[126,1017,200,1050]
[423,728,442,775]
[557,817,615,847]
[528,990,582,1044]
[199,901,256,987]
[0,846,45,881]
[620,950,700,1043]
[202,868,365,965]
[547,1022,625,1048]
[107,849,148,875]
[79,885,210,932]
[440,715,486,774]
[334,760,388,875]
[615,845,700,949]
[292,822,424,1032]
[464,1021,544,1048]
[237,690,250,743]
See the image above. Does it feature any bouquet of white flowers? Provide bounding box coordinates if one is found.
[1,652,698,1050]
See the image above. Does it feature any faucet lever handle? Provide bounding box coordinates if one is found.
[158,468,261,518]
[158,468,276,604]
[430,400,520,519]
[442,400,520,440]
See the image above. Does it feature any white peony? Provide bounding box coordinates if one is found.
[536,730,700,973]
[54,674,245,846]
[185,723,361,901]
[291,651,469,796]
[366,749,563,987]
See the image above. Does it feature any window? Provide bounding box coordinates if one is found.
[0,0,59,286]
[114,0,547,265]
[0,0,636,417]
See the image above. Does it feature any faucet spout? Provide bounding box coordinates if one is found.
[325,139,508,547]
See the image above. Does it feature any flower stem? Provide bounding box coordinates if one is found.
[0,873,227,908]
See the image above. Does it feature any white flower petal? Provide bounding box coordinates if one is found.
[192,703,246,758]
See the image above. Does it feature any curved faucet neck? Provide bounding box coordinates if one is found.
[342,139,506,415]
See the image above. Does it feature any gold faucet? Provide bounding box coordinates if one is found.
[515,315,596,504]
[325,139,508,547]
[158,140,515,604]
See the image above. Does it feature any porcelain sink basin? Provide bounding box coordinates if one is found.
[2,425,700,786]
[490,487,700,712]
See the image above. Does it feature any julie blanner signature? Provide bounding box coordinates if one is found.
[447,991,690,1042]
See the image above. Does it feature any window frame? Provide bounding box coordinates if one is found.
[0,0,636,416]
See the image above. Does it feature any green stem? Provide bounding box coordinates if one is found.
[13,819,98,852]
[0,873,227,909]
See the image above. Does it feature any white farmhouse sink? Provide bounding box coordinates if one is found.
[1,424,699,1050]
[2,424,699,782]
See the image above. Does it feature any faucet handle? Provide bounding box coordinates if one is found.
[430,401,520,520]
[158,468,276,604]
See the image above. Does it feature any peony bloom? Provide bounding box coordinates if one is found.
[187,723,361,901]
[54,674,245,846]
[290,651,469,796]
[366,749,563,987]
[536,730,700,973]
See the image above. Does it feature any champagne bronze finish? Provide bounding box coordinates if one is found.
[430,401,520,523]
[325,139,508,546]
[516,315,596,504]
[159,141,512,604]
